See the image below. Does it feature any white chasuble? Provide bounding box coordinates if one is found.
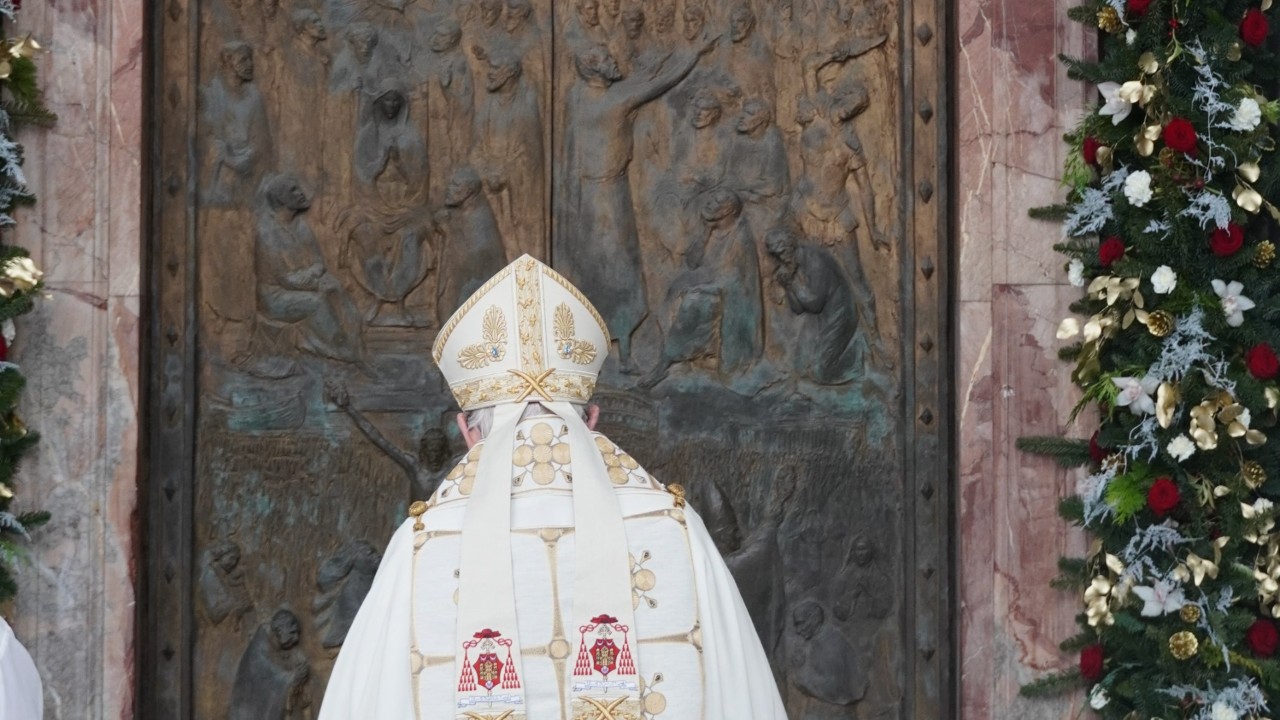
[319,416,787,720]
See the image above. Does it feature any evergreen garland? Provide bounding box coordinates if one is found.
[0,2,52,605]
[1022,0,1280,716]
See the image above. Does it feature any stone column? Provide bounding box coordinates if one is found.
[956,0,1093,716]
[7,0,144,717]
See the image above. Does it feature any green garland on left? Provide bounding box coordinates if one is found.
[0,8,55,605]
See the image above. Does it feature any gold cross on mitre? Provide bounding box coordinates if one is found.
[508,368,555,403]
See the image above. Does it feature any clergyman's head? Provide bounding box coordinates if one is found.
[736,98,772,133]
[765,227,800,265]
[730,3,756,42]
[486,53,523,92]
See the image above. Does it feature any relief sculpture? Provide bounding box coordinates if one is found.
[186,1,916,717]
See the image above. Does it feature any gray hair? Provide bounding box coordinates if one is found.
[466,402,588,438]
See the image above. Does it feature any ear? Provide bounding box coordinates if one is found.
[586,404,601,431]
[456,412,480,449]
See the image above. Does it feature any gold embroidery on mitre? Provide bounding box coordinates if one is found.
[515,257,544,371]
[450,372,596,411]
[456,306,508,369]
[554,303,599,365]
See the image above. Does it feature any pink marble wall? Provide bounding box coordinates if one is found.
[957,0,1094,716]
[4,0,143,718]
[0,0,1102,716]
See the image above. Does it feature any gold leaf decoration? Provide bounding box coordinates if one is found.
[552,302,597,365]
[457,306,509,369]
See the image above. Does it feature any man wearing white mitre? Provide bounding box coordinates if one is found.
[319,255,787,719]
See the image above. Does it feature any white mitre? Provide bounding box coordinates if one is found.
[434,255,642,718]
[432,254,610,410]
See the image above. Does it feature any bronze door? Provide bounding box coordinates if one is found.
[147,0,951,717]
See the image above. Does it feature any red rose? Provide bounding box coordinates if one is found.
[1080,644,1104,682]
[1163,117,1197,154]
[1248,619,1279,657]
[0,333,8,364]
[1246,343,1280,380]
[1128,0,1151,15]
[1089,431,1108,464]
[1242,8,1269,48]
[1210,223,1245,257]
[1148,477,1180,517]
[1083,136,1101,166]
[1098,237,1125,267]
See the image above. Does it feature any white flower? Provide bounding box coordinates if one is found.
[1254,497,1274,514]
[1124,170,1154,207]
[1089,685,1110,709]
[1151,265,1177,294]
[1211,701,1240,720]
[1133,578,1187,617]
[1068,259,1086,287]
[1229,97,1263,132]
[1126,29,1137,45]
[1098,82,1131,124]
[1239,408,1253,429]
[1167,434,1196,462]
[1113,375,1158,415]
[1212,279,1256,327]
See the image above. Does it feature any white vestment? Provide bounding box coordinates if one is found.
[0,616,43,720]
[320,415,787,719]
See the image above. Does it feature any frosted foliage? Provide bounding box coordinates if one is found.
[1150,309,1216,382]
[1080,465,1118,525]
[0,511,26,539]
[1120,522,1189,568]
[1066,168,1130,237]
[1125,415,1163,462]
[1181,189,1233,230]
[1158,679,1268,720]
[1144,218,1171,237]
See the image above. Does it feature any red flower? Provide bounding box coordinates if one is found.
[1083,136,1101,166]
[1098,236,1125,267]
[1163,117,1197,154]
[1249,619,1279,657]
[1128,0,1151,15]
[0,333,8,364]
[1147,477,1180,517]
[1246,343,1280,380]
[1242,8,1270,48]
[1210,223,1245,257]
[1080,644,1105,682]
[1089,431,1108,464]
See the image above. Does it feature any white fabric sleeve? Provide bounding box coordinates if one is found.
[0,616,43,720]
[685,507,789,719]
[318,519,416,720]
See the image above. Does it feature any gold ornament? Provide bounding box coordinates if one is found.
[0,482,11,500]
[1256,241,1276,268]
[1147,310,1174,337]
[666,483,687,509]
[1169,630,1199,660]
[408,500,430,531]
[1097,6,1122,32]
[1180,604,1201,624]
[1156,382,1179,429]
[1245,461,1268,490]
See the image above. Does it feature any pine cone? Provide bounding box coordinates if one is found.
[1256,240,1276,268]
[1096,6,1122,32]
[1179,604,1201,624]
[1244,461,1267,489]
[1169,631,1199,660]
[1147,310,1175,338]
